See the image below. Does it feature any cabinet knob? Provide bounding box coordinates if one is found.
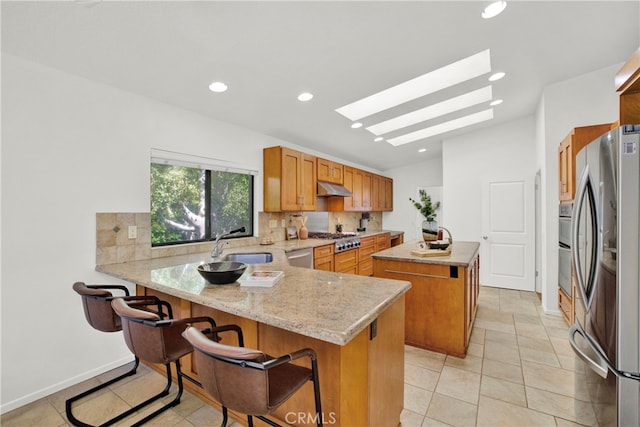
[482,235,488,240]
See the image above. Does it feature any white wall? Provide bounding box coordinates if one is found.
[537,63,621,313]
[442,116,537,288]
[383,156,443,240]
[0,54,372,412]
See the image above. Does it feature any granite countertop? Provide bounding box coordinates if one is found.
[372,240,480,267]
[96,246,410,346]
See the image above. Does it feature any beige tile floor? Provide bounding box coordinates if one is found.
[2,286,591,427]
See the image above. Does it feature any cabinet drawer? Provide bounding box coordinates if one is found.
[335,249,358,273]
[314,255,334,272]
[376,233,391,250]
[358,259,373,276]
[314,244,334,258]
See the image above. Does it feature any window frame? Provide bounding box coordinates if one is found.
[150,150,256,247]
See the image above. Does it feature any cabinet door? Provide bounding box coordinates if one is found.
[371,174,381,211]
[353,169,364,210]
[317,158,343,185]
[281,147,303,211]
[300,153,317,211]
[383,177,393,211]
[362,172,372,211]
[558,136,572,202]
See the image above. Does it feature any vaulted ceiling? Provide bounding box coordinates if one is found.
[2,1,639,170]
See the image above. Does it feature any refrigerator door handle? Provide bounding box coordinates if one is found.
[569,324,640,382]
[571,165,600,310]
[568,323,609,379]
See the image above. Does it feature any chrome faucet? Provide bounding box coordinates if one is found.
[211,227,245,260]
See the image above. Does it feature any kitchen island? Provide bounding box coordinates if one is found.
[97,247,410,427]
[372,240,480,357]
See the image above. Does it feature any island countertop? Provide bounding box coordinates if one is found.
[96,249,410,346]
[372,240,480,267]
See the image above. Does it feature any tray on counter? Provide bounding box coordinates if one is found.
[410,248,452,257]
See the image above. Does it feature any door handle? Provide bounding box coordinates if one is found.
[568,324,608,379]
[482,236,488,240]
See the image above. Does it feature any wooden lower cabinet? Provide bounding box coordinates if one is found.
[137,285,405,427]
[558,288,573,325]
[335,249,358,274]
[314,244,334,272]
[357,233,391,277]
[358,237,375,276]
[373,255,479,357]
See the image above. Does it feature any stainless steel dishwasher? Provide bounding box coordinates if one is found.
[286,248,314,268]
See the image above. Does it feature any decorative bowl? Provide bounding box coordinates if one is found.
[427,241,450,250]
[197,261,247,285]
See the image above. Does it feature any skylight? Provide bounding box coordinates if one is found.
[335,49,492,122]
[366,86,493,136]
[386,109,494,146]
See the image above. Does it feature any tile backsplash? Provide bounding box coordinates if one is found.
[96,210,382,265]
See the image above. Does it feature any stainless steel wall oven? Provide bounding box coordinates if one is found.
[558,202,572,297]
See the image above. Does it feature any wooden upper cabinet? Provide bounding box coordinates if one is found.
[616,47,640,125]
[383,176,393,211]
[263,146,316,212]
[558,124,613,201]
[558,135,573,202]
[372,174,393,211]
[317,158,344,184]
[329,167,393,212]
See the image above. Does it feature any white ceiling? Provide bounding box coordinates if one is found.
[2,1,639,171]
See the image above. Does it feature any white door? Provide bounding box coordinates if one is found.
[481,176,535,291]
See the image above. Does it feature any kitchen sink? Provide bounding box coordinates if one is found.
[223,252,273,264]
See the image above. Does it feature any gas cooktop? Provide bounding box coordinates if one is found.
[308,232,360,252]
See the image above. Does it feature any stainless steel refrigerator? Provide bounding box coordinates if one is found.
[569,125,640,426]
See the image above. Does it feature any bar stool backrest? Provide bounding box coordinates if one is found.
[72,281,122,333]
[111,298,193,365]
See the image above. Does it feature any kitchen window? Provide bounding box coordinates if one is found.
[150,150,254,246]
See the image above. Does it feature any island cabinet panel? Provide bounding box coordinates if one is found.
[317,158,344,185]
[314,244,334,272]
[264,146,316,212]
[136,285,405,427]
[373,256,478,358]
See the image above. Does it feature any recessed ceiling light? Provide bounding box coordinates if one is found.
[418,148,427,153]
[482,1,507,19]
[490,99,503,106]
[387,109,494,146]
[366,86,492,136]
[374,137,384,142]
[298,92,314,102]
[351,122,363,129]
[488,72,506,82]
[208,81,228,93]
[336,49,492,121]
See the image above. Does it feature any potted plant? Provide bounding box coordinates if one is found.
[409,189,440,241]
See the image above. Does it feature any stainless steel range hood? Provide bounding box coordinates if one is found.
[317,181,352,197]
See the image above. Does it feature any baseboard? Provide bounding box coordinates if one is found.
[1,356,133,415]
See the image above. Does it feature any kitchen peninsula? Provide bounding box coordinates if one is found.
[372,240,480,357]
[97,246,410,427]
